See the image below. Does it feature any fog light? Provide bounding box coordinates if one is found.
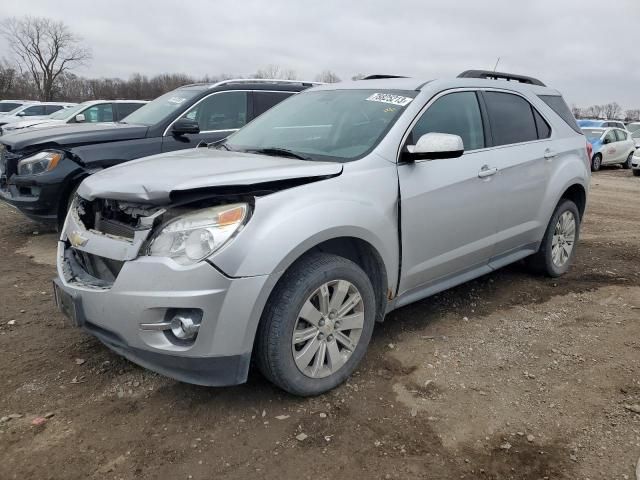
[170,314,200,340]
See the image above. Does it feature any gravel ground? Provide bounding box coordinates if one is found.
[0,168,639,480]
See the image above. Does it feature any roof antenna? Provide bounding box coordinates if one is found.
[493,57,501,72]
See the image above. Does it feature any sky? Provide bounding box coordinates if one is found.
[2,0,639,109]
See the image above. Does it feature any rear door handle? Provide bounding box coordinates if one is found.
[478,165,498,178]
[544,149,557,160]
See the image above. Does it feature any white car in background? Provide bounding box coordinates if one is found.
[0,100,36,114]
[0,102,76,128]
[0,100,148,134]
[583,127,636,171]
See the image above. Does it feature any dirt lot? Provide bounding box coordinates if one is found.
[0,168,639,480]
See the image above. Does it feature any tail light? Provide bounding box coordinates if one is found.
[586,141,593,165]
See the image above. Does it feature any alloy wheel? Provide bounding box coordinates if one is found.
[551,211,576,267]
[291,279,364,378]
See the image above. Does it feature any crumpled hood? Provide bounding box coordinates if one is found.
[78,148,343,203]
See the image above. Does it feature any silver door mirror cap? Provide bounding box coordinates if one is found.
[405,133,465,161]
[75,113,85,123]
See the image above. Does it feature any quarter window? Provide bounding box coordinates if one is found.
[410,91,485,151]
[533,109,551,139]
[483,92,538,146]
[181,91,248,131]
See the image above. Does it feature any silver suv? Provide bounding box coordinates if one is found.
[54,70,590,396]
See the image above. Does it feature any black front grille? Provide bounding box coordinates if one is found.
[65,248,124,287]
[94,216,135,240]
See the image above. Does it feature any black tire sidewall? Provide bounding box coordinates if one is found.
[623,153,632,169]
[539,200,581,277]
[591,154,601,172]
[260,254,376,396]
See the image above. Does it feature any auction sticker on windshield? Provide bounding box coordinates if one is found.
[366,93,413,106]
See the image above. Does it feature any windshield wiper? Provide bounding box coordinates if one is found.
[248,147,310,160]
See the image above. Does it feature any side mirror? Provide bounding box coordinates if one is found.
[16,112,25,117]
[603,137,610,145]
[172,118,200,136]
[403,133,464,162]
[75,114,85,123]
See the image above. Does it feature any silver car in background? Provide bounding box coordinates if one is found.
[53,70,590,396]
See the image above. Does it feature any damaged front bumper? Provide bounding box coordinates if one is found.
[54,197,269,386]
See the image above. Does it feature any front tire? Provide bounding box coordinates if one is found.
[591,154,602,172]
[622,152,633,169]
[633,169,640,177]
[527,199,580,277]
[255,252,376,396]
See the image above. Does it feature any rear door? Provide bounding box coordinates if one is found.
[398,90,501,295]
[161,91,249,152]
[601,130,618,164]
[480,90,550,262]
[614,129,633,162]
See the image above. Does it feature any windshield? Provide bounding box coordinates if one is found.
[582,128,604,141]
[225,89,416,162]
[120,87,203,126]
[47,103,86,120]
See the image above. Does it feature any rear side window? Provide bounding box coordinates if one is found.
[253,91,293,118]
[483,92,537,145]
[538,94,582,134]
[115,103,144,120]
[615,129,627,141]
[411,91,485,151]
[45,105,64,114]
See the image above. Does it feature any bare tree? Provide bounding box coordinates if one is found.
[315,70,341,83]
[1,16,91,101]
[0,59,17,97]
[351,73,366,81]
[571,104,582,119]
[625,109,640,122]
[253,64,297,80]
[602,102,622,120]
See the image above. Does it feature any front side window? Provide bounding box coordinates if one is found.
[82,103,114,123]
[180,91,248,131]
[604,131,615,143]
[225,89,416,162]
[483,92,538,146]
[22,105,46,116]
[49,103,85,120]
[410,91,485,151]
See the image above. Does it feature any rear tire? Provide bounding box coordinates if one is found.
[591,154,602,172]
[633,169,640,177]
[622,152,633,169]
[255,252,376,396]
[527,199,580,277]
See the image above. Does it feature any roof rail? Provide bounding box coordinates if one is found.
[457,70,546,87]
[208,78,324,89]
[361,74,408,80]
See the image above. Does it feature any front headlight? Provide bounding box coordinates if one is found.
[17,150,63,176]
[148,203,249,265]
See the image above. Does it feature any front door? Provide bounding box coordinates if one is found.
[397,90,501,296]
[161,91,249,152]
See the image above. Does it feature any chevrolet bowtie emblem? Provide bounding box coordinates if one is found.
[69,230,89,248]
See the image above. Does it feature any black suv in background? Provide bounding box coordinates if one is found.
[0,79,318,226]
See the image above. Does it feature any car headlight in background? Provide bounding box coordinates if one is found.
[148,203,249,265]
[17,150,63,176]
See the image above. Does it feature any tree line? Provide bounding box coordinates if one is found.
[571,102,640,122]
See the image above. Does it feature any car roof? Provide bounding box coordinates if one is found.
[312,76,560,96]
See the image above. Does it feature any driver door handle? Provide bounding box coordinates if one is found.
[544,148,558,160]
[478,165,498,178]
